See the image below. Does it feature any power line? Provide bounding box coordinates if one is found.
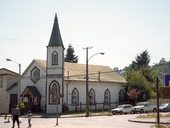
[0,37,46,44]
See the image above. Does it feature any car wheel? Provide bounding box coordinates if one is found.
[119,111,123,115]
[164,108,168,112]
[130,110,134,114]
[153,108,157,113]
[112,112,115,115]
[140,109,144,113]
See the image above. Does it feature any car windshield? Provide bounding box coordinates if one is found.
[117,105,124,108]
[160,103,168,107]
[136,102,146,106]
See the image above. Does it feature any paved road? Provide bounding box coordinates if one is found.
[0,114,154,128]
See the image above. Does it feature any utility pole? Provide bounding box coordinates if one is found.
[83,47,104,117]
[84,46,92,117]
[156,77,160,127]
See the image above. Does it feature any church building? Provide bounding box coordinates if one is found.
[20,15,127,113]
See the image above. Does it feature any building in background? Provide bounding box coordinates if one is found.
[0,68,19,114]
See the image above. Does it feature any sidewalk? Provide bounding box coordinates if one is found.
[1,113,170,124]
[0,113,87,118]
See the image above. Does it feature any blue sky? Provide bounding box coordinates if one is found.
[0,0,170,73]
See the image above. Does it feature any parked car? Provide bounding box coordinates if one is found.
[111,104,134,115]
[133,102,157,113]
[159,103,170,112]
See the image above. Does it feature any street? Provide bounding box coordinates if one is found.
[0,114,153,128]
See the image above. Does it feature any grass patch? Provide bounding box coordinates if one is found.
[137,113,170,119]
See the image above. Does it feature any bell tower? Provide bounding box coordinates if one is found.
[46,14,64,113]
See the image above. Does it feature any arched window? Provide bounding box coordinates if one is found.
[71,88,79,105]
[52,51,58,65]
[49,81,60,104]
[104,89,111,104]
[89,89,95,105]
[119,89,124,104]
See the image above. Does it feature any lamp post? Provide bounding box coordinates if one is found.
[84,47,104,117]
[6,58,21,105]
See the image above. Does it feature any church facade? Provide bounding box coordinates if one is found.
[20,15,127,113]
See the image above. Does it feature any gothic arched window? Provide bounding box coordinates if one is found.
[71,88,79,105]
[104,89,111,104]
[119,89,124,104]
[52,51,58,65]
[49,81,60,104]
[89,89,95,105]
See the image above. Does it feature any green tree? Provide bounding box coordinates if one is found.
[124,69,156,100]
[131,50,150,70]
[123,50,158,102]
[65,44,78,63]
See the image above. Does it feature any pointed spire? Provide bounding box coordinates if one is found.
[48,14,64,47]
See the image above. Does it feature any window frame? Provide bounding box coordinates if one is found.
[49,81,60,105]
[52,51,58,65]
[104,89,111,105]
[89,88,95,105]
[30,66,40,84]
[119,89,124,103]
[71,88,79,105]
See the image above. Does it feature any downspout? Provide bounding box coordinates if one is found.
[45,46,48,113]
[62,48,65,106]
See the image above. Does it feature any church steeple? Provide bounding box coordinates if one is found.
[46,14,64,113]
[48,14,64,47]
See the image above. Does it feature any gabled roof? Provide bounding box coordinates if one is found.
[34,59,127,84]
[0,68,19,76]
[21,86,41,98]
[48,14,64,47]
[64,62,127,83]
[6,82,18,91]
[22,59,46,77]
[0,68,20,91]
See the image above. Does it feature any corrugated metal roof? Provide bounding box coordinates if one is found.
[35,59,127,84]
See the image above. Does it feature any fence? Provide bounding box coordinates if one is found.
[65,101,126,112]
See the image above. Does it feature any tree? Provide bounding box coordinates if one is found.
[131,50,150,70]
[65,44,78,63]
[159,58,166,64]
[124,69,156,100]
[127,89,140,104]
[123,50,158,102]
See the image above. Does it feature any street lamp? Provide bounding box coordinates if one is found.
[84,47,104,117]
[6,58,21,105]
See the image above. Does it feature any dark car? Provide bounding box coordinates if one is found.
[159,103,170,112]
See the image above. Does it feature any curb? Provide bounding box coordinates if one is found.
[128,119,170,125]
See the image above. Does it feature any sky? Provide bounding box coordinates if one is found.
[0,0,170,74]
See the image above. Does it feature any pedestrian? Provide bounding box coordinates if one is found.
[26,110,32,128]
[11,105,20,128]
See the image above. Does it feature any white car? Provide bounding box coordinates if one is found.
[111,104,134,115]
[133,102,157,113]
